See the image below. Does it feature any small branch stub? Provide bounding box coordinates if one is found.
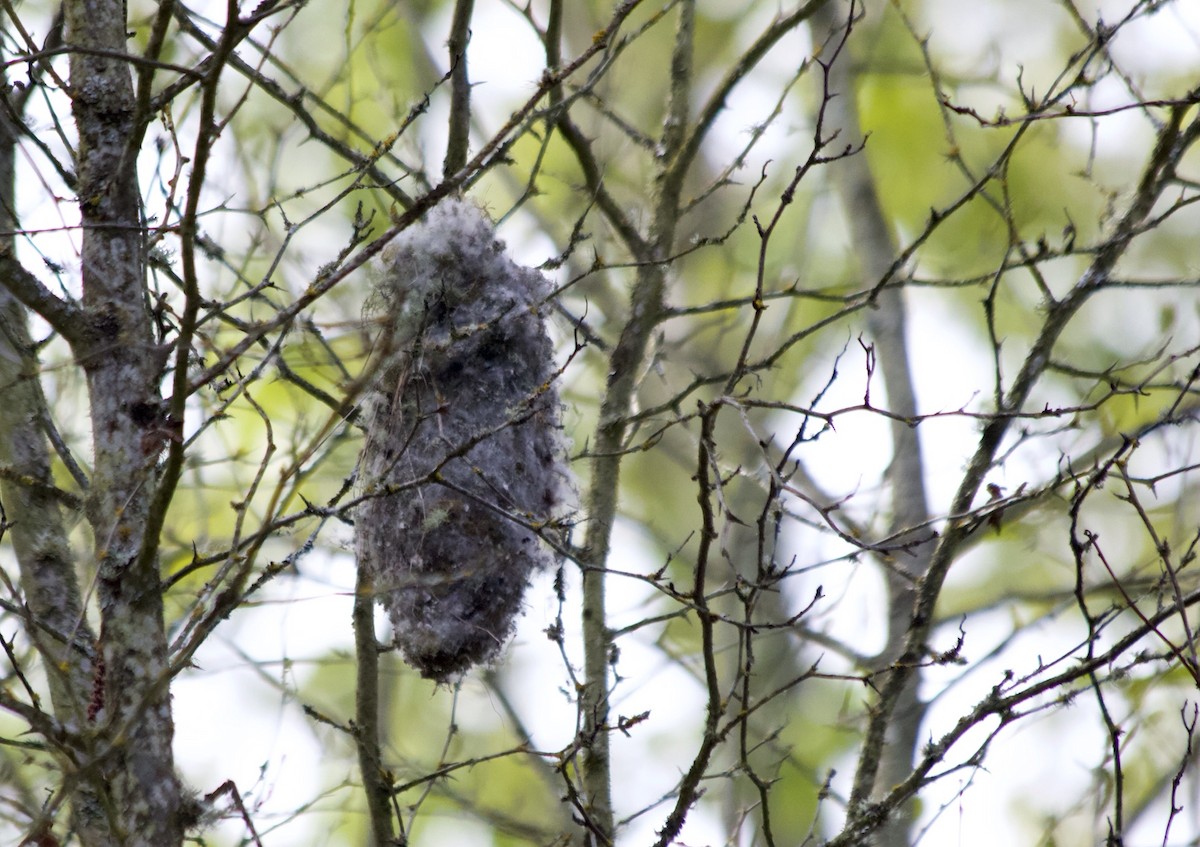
[357,198,567,682]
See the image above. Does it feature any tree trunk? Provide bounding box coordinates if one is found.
[65,0,184,841]
[0,67,111,842]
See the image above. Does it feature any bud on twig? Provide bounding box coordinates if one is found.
[357,198,566,681]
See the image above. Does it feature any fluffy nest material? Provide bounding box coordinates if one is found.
[356,198,566,681]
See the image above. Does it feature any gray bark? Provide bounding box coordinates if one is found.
[66,0,182,840]
[0,24,117,844]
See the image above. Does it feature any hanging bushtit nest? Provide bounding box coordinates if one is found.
[357,198,566,681]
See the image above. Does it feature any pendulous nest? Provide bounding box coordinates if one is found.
[356,198,567,681]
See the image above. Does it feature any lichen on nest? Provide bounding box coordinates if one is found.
[356,198,567,681]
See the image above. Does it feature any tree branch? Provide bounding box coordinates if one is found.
[442,0,474,179]
[841,96,1200,847]
[578,3,696,842]
[812,3,932,843]
[0,250,85,347]
[354,567,400,847]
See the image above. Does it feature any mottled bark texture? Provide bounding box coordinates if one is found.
[0,72,108,840]
[357,199,565,682]
[66,0,183,840]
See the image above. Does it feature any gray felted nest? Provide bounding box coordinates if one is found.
[356,199,566,681]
